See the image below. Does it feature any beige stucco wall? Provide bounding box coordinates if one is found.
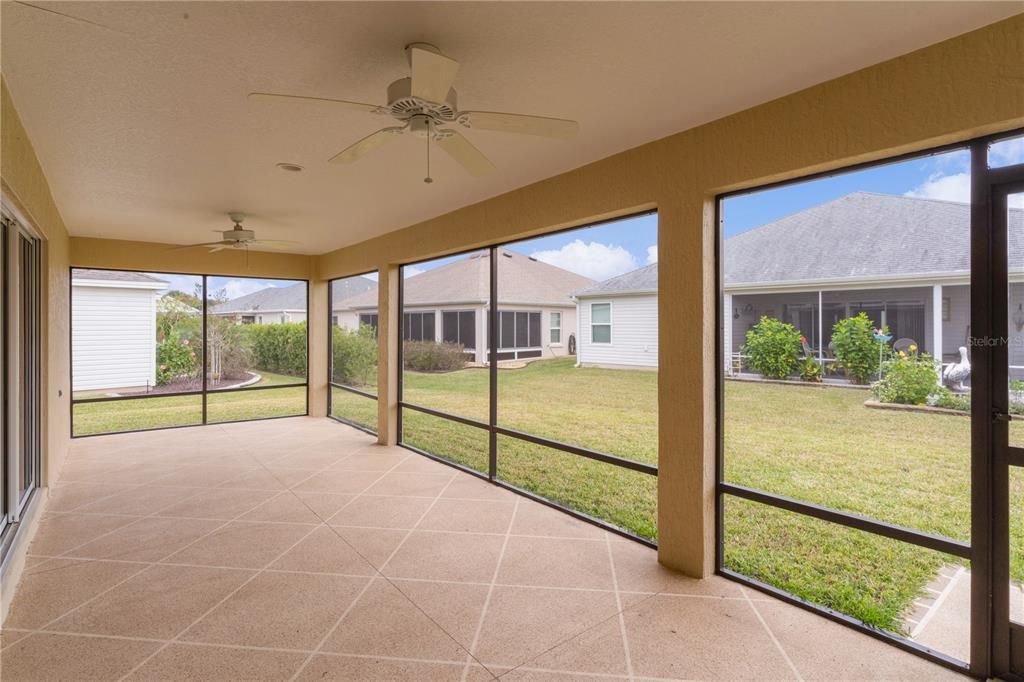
[1,76,73,619]
[313,17,1024,577]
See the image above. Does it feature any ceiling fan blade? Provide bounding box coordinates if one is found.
[208,245,233,253]
[248,92,385,115]
[329,126,405,164]
[409,45,459,104]
[167,241,232,251]
[457,111,579,140]
[250,240,301,248]
[436,130,496,177]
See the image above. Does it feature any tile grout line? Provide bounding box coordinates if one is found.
[739,585,803,681]
[34,434,381,575]
[287,470,469,682]
[460,496,521,681]
[605,531,635,681]
[112,451,417,682]
[236,435,502,678]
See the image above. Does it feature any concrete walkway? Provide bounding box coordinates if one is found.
[910,564,1024,662]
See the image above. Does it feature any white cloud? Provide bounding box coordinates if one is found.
[905,172,970,203]
[149,273,201,295]
[906,171,1023,209]
[646,244,658,264]
[530,240,638,281]
[403,266,426,279]
[221,279,276,299]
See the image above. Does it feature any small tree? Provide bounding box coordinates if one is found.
[742,316,802,379]
[832,313,888,384]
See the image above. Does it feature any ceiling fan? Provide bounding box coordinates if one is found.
[250,43,579,180]
[170,213,299,252]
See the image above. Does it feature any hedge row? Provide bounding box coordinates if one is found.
[244,322,307,377]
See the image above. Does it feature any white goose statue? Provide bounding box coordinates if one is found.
[942,346,971,392]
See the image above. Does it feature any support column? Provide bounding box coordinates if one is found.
[307,278,329,417]
[377,265,400,445]
[723,293,733,375]
[657,196,714,578]
[933,284,944,370]
[818,290,824,364]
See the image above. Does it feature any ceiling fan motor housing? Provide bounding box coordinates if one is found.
[387,77,457,122]
[223,228,255,242]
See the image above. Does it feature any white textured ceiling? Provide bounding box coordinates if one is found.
[1,1,1019,254]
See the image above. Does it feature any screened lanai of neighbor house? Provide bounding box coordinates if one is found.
[1,2,1022,681]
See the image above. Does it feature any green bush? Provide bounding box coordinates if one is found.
[742,316,801,379]
[932,388,971,412]
[832,314,889,384]
[156,337,199,385]
[873,351,940,405]
[245,322,307,377]
[799,356,823,383]
[332,324,377,386]
[403,341,467,372]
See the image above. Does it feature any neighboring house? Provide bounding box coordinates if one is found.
[574,263,658,369]
[342,251,594,363]
[211,282,307,324]
[330,276,379,329]
[71,269,167,392]
[574,192,1024,376]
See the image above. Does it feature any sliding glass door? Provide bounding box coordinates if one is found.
[1,210,42,561]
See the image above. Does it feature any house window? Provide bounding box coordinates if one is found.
[591,303,611,343]
[241,315,256,324]
[359,313,379,334]
[442,310,476,349]
[550,312,561,344]
[498,310,541,349]
[403,311,435,342]
[331,315,338,326]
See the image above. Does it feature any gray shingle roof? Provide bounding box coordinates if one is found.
[72,268,167,285]
[330,276,377,311]
[576,263,657,297]
[212,281,307,313]
[344,251,594,309]
[724,191,1024,286]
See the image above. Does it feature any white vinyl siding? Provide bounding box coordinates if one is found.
[72,285,159,391]
[578,295,658,368]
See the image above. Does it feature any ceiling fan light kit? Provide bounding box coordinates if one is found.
[250,42,579,180]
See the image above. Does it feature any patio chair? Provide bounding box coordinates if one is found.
[893,337,918,355]
[801,339,815,357]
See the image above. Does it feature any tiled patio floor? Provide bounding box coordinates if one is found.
[1,417,965,680]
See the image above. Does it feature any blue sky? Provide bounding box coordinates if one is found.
[153,137,1022,295]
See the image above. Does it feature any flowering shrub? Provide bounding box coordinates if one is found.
[832,314,889,384]
[872,350,940,405]
[799,356,823,382]
[742,316,802,379]
[156,336,199,385]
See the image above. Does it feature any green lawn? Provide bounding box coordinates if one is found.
[72,371,306,436]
